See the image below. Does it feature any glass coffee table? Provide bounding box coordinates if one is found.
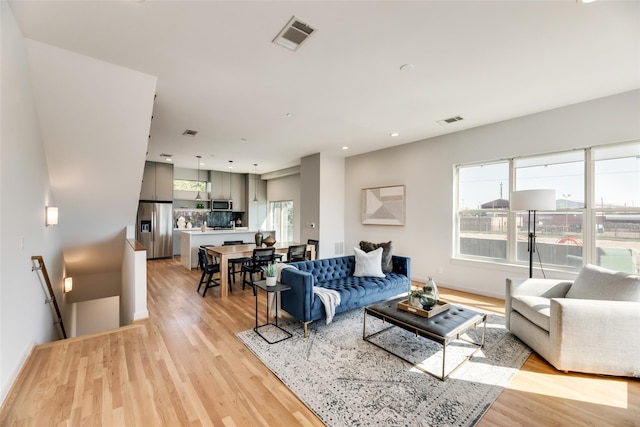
[363,296,487,381]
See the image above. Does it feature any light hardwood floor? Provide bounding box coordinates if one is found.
[1,257,638,426]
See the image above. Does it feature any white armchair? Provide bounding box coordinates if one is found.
[506,264,640,377]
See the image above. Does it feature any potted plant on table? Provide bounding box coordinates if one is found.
[262,264,278,287]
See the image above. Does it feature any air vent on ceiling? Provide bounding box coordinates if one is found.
[437,116,464,125]
[273,16,316,51]
[160,153,173,158]
[182,129,198,137]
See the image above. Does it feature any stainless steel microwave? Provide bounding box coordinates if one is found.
[211,200,233,211]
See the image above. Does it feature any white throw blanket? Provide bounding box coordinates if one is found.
[268,263,342,323]
[313,286,341,325]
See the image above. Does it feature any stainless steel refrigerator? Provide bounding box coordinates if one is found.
[136,201,173,259]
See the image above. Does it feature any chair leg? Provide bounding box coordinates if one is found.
[197,270,207,293]
[201,272,213,297]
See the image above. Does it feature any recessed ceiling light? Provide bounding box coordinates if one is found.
[399,64,414,72]
[165,158,172,162]
[240,137,248,141]
[390,132,399,137]
[286,113,293,117]
[342,146,349,150]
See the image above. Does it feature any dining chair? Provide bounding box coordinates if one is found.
[223,240,250,288]
[307,239,319,260]
[197,244,215,270]
[242,247,276,295]
[286,244,308,263]
[197,248,221,297]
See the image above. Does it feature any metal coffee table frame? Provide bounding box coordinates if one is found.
[363,297,487,381]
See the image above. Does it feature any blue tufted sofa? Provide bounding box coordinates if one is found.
[280,254,411,337]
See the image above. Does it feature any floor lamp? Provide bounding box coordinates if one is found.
[511,189,556,278]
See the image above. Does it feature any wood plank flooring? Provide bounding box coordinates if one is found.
[1,257,638,426]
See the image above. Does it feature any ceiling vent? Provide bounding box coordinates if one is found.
[182,129,198,137]
[160,153,173,158]
[437,116,464,125]
[273,16,316,51]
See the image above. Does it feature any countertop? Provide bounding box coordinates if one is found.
[177,227,257,235]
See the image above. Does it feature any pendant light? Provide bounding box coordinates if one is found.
[253,164,259,203]
[228,160,233,200]
[195,155,202,200]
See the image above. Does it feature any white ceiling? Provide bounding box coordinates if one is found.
[9,0,640,174]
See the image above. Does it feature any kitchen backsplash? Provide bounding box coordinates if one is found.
[174,210,207,228]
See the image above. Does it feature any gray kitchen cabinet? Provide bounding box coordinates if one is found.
[231,173,246,212]
[209,170,227,200]
[140,161,174,201]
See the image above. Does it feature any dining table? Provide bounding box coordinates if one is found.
[206,242,315,298]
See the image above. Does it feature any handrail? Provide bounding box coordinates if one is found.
[31,256,67,339]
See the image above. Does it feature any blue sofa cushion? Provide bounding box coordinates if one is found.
[312,273,410,315]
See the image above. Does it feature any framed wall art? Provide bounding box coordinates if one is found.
[361,185,405,226]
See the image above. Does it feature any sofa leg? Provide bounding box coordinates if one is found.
[303,321,312,338]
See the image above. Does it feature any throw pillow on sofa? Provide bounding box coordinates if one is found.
[353,247,385,278]
[359,240,393,272]
[565,263,640,302]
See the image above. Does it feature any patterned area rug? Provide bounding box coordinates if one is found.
[237,306,530,427]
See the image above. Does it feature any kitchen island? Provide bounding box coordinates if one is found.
[180,228,275,269]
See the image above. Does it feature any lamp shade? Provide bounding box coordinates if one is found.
[510,189,556,211]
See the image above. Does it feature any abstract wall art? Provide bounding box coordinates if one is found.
[361,185,405,225]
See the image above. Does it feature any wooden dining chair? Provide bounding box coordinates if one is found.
[307,239,319,260]
[223,240,250,288]
[197,248,221,297]
[286,244,308,263]
[241,247,276,295]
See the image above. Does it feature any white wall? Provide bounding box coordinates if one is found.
[267,173,301,242]
[319,154,345,257]
[25,38,156,283]
[74,296,120,337]
[0,1,64,403]
[345,90,640,298]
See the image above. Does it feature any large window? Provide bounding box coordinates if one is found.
[593,143,640,273]
[457,162,509,260]
[269,201,294,243]
[455,141,640,274]
[514,151,585,269]
[173,179,206,192]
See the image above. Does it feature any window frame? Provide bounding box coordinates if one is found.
[454,141,640,273]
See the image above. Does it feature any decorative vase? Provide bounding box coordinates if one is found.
[409,295,422,308]
[266,276,277,287]
[425,277,439,302]
[263,235,276,247]
[254,230,263,246]
[421,280,438,311]
[200,224,207,232]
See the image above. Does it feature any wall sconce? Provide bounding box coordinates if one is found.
[64,277,73,293]
[46,206,58,226]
